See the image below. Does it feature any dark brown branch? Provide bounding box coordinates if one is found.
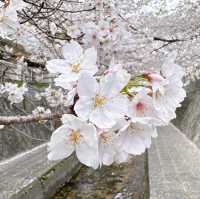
[153,37,184,43]
[152,37,185,52]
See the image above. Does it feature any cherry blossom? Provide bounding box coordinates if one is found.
[74,72,130,129]
[49,22,57,36]
[4,83,28,104]
[0,0,24,37]
[63,87,77,107]
[98,131,129,166]
[98,119,129,166]
[128,89,162,125]
[46,41,98,89]
[82,17,121,47]
[48,114,99,169]
[32,106,51,116]
[82,22,98,46]
[44,87,64,107]
[161,51,185,86]
[104,58,123,74]
[119,121,157,155]
[144,52,186,124]
[0,0,188,170]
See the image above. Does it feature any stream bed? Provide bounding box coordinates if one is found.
[53,154,147,199]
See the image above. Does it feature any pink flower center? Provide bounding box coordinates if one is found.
[136,102,145,112]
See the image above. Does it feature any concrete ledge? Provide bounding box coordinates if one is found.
[0,143,81,199]
[149,124,200,199]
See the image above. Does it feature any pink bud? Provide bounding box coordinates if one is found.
[144,73,165,82]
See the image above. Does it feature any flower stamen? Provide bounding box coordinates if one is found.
[155,90,163,99]
[100,133,109,143]
[130,123,144,131]
[70,130,81,144]
[94,94,106,108]
[71,62,81,73]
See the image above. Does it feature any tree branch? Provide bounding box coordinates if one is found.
[153,37,184,43]
[151,37,185,52]
[0,110,71,125]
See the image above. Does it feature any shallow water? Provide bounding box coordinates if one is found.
[53,154,146,199]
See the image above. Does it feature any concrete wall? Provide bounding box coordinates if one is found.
[173,80,200,148]
[0,58,57,161]
[0,97,52,161]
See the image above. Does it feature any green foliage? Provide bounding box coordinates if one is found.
[31,82,49,89]
[7,80,49,89]
[121,75,147,96]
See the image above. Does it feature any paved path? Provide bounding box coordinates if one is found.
[149,124,200,199]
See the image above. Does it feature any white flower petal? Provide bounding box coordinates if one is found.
[46,59,69,74]
[152,127,158,138]
[101,150,115,166]
[128,89,162,126]
[62,41,83,63]
[105,95,129,119]
[48,142,74,161]
[55,72,79,88]
[109,118,129,132]
[61,114,84,130]
[89,108,116,129]
[115,151,129,164]
[54,74,77,89]
[123,131,146,155]
[64,88,77,106]
[100,71,130,98]
[77,73,98,97]
[120,123,155,155]
[161,51,184,79]
[76,141,99,169]
[81,123,98,148]
[74,97,94,121]
[48,125,74,160]
[153,83,186,123]
[81,47,98,74]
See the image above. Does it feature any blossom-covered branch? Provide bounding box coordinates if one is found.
[0,0,188,170]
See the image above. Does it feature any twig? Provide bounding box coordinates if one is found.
[153,37,184,43]
[151,37,185,52]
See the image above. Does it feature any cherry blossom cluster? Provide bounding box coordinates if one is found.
[0,0,25,38]
[0,0,29,105]
[0,0,186,169]
[0,82,27,104]
[46,41,186,169]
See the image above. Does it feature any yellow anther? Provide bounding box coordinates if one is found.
[94,95,106,108]
[100,133,110,143]
[71,63,81,73]
[70,130,81,144]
